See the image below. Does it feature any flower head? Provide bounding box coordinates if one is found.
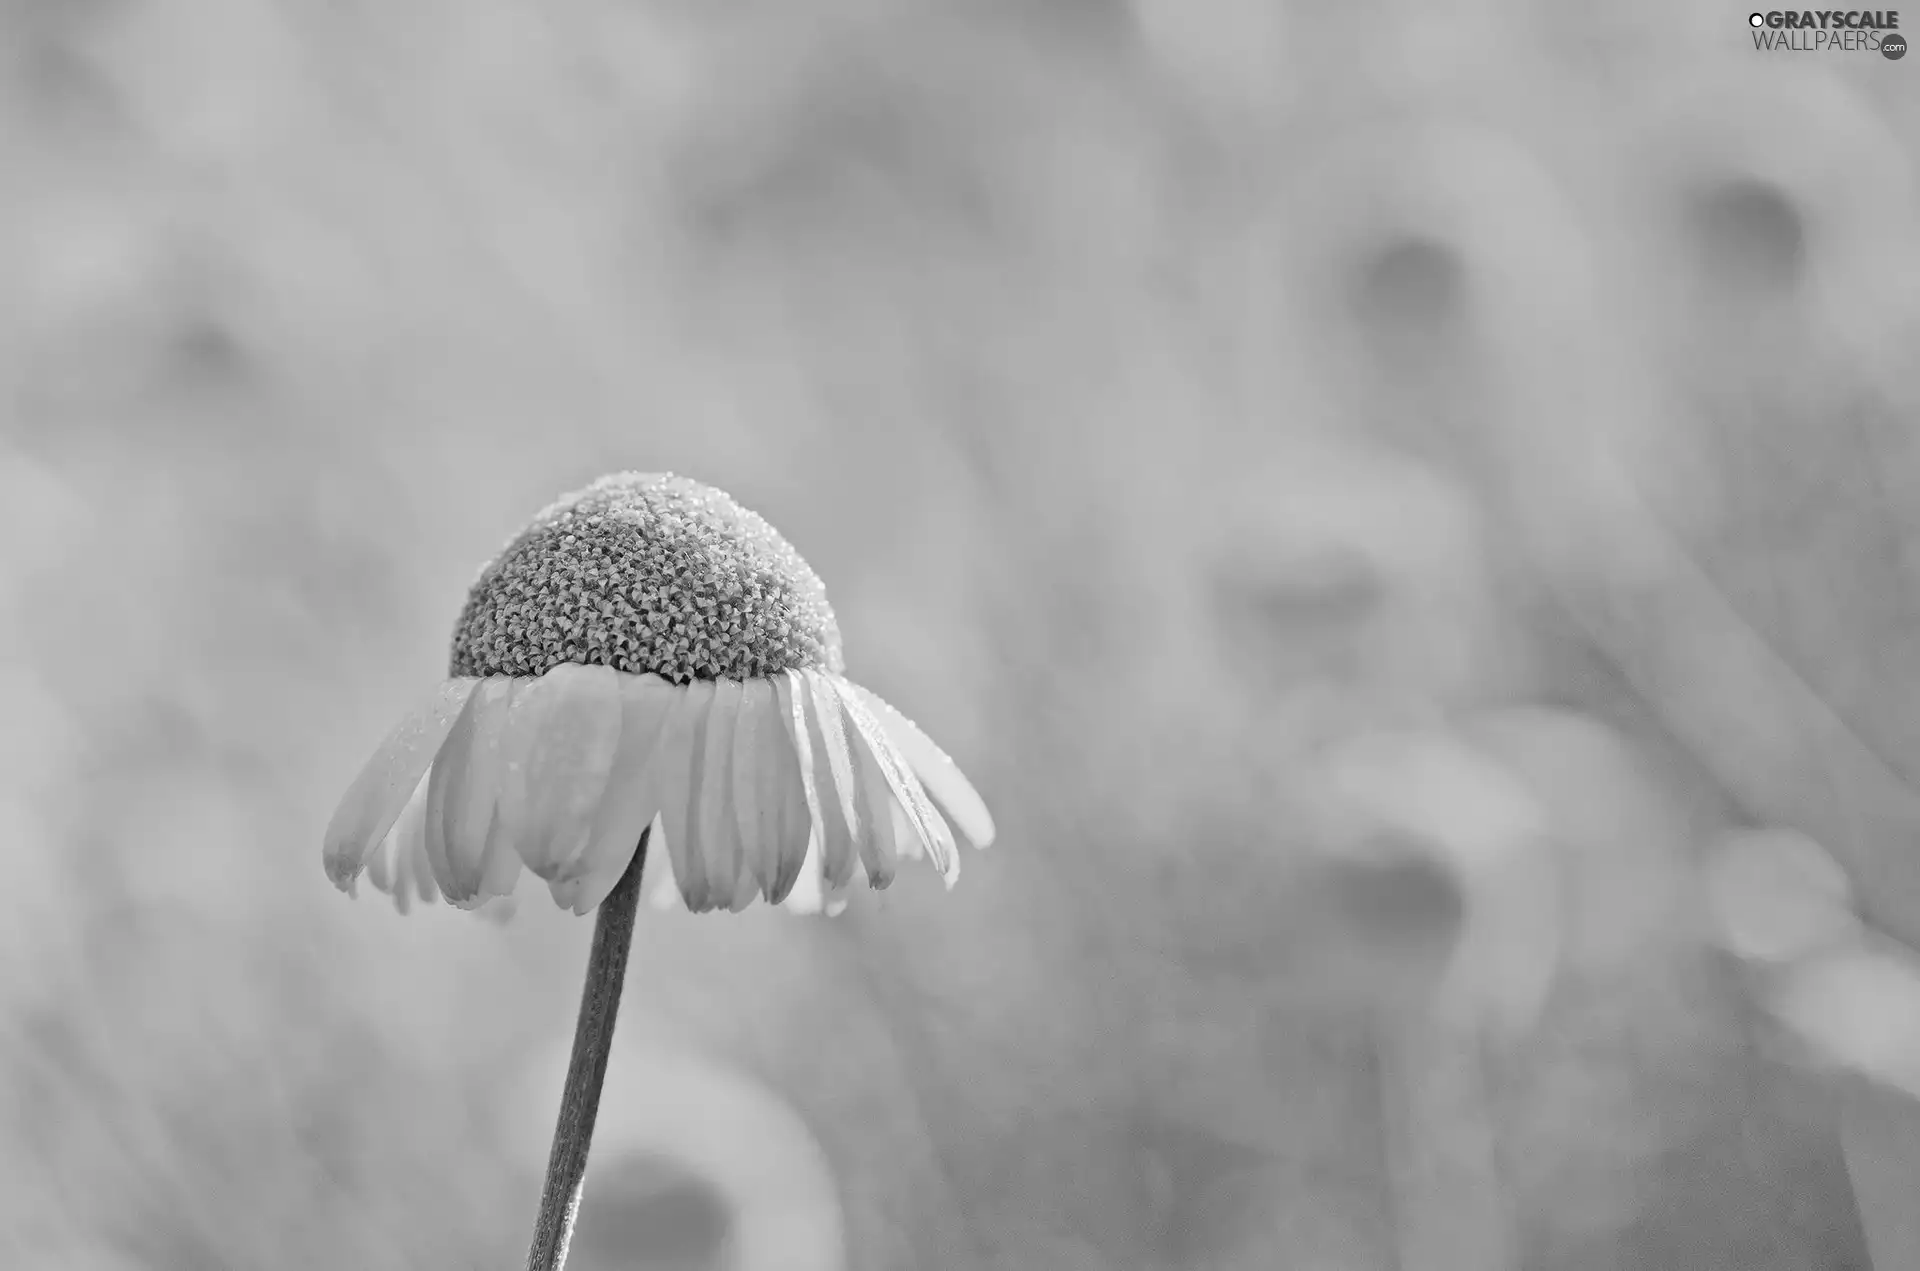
[449,473,844,684]
[1313,727,1556,1039]
[322,472,994,917]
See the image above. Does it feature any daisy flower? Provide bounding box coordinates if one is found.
[321,471,995,919]
[1316,726,1556,1041]
[317,471,995,1271]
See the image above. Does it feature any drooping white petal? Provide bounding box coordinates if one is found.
[500,663,625,880]
[365,770,425,901]
[918,785,961,879]
[890,801,922,861]
[731,679,782,904]
[420,790,453,903]
[427,677,517,902]
[645,824,683,911]
[839,697,900,891]
[772,672,822,907]
[801,671,863,890]
[489,680,544,859]
[430,683,518,902]
[385,845,412,915]
[851,730,923,865]
[783,836,827,914]
[461,812,525,909]
[364,815,397,895]
[322,678,479,891]
[375,773,434,915]
[844,684,996,850]
[550,673,682,916]
[656,680,716,911]
[842,687,957,887]
[409,826,440,907]
[696,680,755,913]
[421,760,458,906]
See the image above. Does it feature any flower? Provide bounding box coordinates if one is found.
[321,472,995,917]
[1312,726,1557,1040]
[1704,827,1858,967]
[514,1038,848,1271]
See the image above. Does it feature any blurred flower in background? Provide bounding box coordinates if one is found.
[2,0,1918,1268]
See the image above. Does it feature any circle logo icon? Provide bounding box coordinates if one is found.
[1749,12,1766,27]
[1884,32,1908,59]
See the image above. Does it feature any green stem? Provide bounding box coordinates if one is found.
[525,827,649,1271]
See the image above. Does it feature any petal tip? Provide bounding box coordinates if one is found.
[324,851,368,896]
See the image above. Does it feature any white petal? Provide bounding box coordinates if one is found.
[551,673,682,915]
[364,815,398,895]
[375,773,434,915]
[783,837,827,915]
[801,671,863,890]
[408,824,440,907]
[322,678,479,890]
[842,687,957,886]
[418,683,510,902]
[645,822,684,911]
[890,801,922,860]
[656,680,716,911]
[698,680,755,913]
[385,850,412,915]
[365,771,427,903]
[838,697,900,891]
[421,760,458,904]
[501,663,625,880]
[844,684,995,850]
[731,679,784,904]
[462,813,525,908]
[427,677,516,902]
[772,672,822,907]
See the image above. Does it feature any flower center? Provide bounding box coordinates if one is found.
[449,472,844,683]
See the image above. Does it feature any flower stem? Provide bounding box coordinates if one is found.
[525,826,650,1271]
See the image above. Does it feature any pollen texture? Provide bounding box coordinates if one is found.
[449,472,845,683]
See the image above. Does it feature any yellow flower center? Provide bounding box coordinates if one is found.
[449,472,844,684]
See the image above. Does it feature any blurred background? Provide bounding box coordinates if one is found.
[3,1,1919,1268]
